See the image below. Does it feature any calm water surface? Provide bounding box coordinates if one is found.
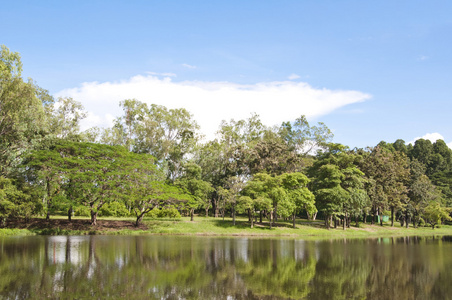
[1,235,452,299]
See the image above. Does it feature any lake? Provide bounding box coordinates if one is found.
[1,235,451,299]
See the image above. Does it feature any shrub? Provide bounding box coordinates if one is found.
[161,207,181,218]
[74,206,90,217]
[99,202,130,217]
[418,218,425,227]
[147,207,181,219]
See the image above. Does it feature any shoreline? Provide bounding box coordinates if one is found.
[1,217,451,240]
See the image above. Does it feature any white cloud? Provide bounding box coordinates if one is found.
[146,71,176,77]
[288,73,301,80]
[417,55,429,61]
[182,63,197,69]
[408,132,452,148]
[56,74,371,140]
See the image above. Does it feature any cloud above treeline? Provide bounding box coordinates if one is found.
[56,74,371,140]
[409,133,452,149]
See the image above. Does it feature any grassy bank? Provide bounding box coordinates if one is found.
[2,215,452,239]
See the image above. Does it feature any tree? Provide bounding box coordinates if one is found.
[310,163,348,229]
[279,115,333,156]
[46,97,87,140]
[241,175,273,228]
[175,163,214,221]
[28,140,159,225]
[129,181,187,226]
[0,45,52,176]
[423,200,451,229]
[280,172,316,228]
[310,148,367,229]
[243,173,286,229]
[407,159,437,227]
[360,146,409,226]
[222,176,246,226]
[101,99,200,180]
[25,145,67,220]
[0,176,37,226]
[247,130,301,176]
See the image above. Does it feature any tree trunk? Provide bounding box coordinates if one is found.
[405,210,409,228]
[213,197,218,218]
[343,215,346,230]
[292,213,296,229]
[325,215,331,230]
[269,210,273,229]
[412,213,418,228]
[232,206,236,226]
[363,212,367,224]
[259,211,263,223]
[67,206,73,222]
[90,210,98,226]
[205,207,209,217]
[190,209,194,221]
[136,213,144,227]
[391,206,394,227]
[46,211,50,222]
[250,210,254,228]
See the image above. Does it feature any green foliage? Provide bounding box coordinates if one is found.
[0,45,52,176]
[148,206,182,219]
[0,176,38,222]
[101,99,200,179]
[99,201,130,217]
[74,205,90,217]
[46,97,87,139]
[423,201,452,229]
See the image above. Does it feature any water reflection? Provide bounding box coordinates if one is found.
[1,235,452,299]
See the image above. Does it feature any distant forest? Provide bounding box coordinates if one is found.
[1,45,451,229]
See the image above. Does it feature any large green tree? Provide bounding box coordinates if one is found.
[175,163,214,221]
[28,140,158,225]
[101,99,200,180]
[0,45,52,176]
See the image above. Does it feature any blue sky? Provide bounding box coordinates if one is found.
[2,0,451,148]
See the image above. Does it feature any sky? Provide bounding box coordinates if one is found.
[2,0,452,148]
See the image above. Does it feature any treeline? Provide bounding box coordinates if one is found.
[1,45,451,229]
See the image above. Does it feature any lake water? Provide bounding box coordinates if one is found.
[1,235,452,299]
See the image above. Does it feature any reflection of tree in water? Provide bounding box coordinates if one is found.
[308,239,371,299]
[236,239,316,299]
[365,236,446,300]
[2,236,452,299]
[0,237,46,299]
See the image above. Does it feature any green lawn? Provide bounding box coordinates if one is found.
[2,215,452,239]
[140,216,452,240]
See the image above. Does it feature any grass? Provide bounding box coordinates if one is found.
[141,216,452,240]
[2,215,452,239]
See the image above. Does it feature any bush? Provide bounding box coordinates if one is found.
[99,202,130,217]
[148,207,160,219]
[161,207,181,218]
[74,206,90,217]
[418,218,425,227]
[147,207,181,219]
